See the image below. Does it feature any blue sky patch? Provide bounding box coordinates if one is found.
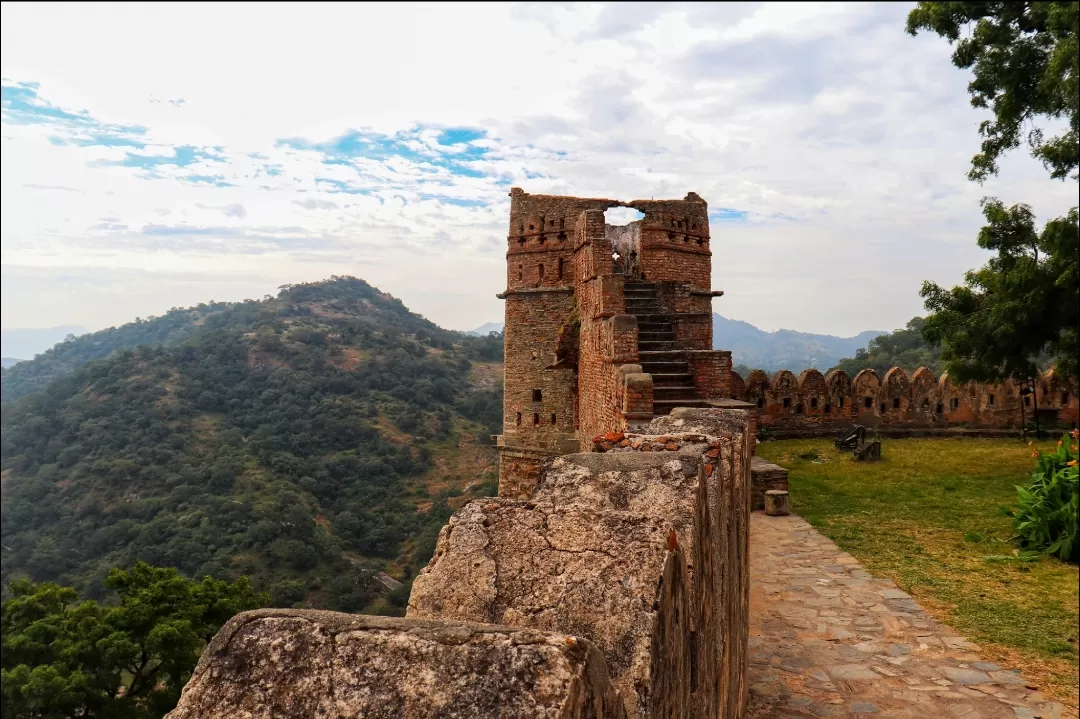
[183,174,235,188]
[277,125,492,179]
[419,194,487,208]
[315,177,372,195]
[710,208,750,222]
[142,224,218,236]
[3,79,147,145]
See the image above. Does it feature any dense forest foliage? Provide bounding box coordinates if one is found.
[1,277,504,613]
[1,304,236,403]
[828,317,944,378]
[2,563,266,719]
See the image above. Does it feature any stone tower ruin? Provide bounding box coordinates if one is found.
[496,187,744,496]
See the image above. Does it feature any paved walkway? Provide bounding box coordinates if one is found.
[747,513,1067,719]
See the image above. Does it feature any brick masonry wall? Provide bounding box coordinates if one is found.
[687,350,734,401]
[733,366,1079,432]
[497,447,550,500]
[498,188,728,487]
[500,291,577,446]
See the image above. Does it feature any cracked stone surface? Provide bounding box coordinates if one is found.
[164,610,627,719]
[408,498,692,718]
[746,513,1066,719]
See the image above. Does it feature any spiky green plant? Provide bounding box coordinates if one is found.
[1012,432,1079,563]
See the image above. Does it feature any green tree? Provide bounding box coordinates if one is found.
[920,201,1078,381]
[906,2,1078,182]
[907,2,1080,382]
[1,562,266,719]
[830,317,945,378]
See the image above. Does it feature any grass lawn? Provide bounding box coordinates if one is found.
[756,436,1079,709]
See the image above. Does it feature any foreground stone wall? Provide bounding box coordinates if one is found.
[412,408,752,718]
[166,611,626,719]
[734,366,1079,433]
[166,409,754,719]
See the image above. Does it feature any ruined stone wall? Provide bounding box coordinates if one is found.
[169,410,755,719]
[632,194,712,289]
[413,408,753,719]
[166,612,627,719]
[732,366,1079,433]
[573,209,636,451]
[500,291,577,443]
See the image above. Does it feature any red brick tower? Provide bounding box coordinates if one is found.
[495,188,734,497]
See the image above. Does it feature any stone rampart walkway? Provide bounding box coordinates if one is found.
[747,513,1066,719]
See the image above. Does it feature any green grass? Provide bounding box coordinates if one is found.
[757,437,1079,709]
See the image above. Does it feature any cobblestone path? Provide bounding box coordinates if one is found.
[747,513,1067,719]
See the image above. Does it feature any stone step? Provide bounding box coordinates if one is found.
[639,362,691,375]
[653,386,699,400]
[652,398,714,415]
[637,325,674,336]
[638,350,687,359]
[649,372,694,386]
[638,331,676,341]
[638,341,676,351]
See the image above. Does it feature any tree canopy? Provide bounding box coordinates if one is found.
[906,1,1078,182]
[1,562,266,719]
[907,2,1079,383]
[920,201,1078,381]
[829,317,944,378]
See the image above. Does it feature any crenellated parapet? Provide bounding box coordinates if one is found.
[727,365,1079,432]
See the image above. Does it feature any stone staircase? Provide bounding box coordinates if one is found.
[624,281,712,415]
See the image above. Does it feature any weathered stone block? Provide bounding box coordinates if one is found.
[408,498,691,719]
[165,610,626,719]
[750,455,789,511]
[533,450,719,716]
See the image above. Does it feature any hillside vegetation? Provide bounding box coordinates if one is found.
[2,311,230,403]
[0,277,503,613]
[828,316,943,377]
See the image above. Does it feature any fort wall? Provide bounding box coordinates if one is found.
[732,366,1078,434]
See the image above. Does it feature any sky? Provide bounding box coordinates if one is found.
[1,2,1076,338]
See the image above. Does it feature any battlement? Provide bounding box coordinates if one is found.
[504,188,712,292]
[729,365,1078,434]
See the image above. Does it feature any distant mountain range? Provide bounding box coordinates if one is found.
[712,315,885,372]
[469,315,884,372]
[1,325,89,360]
[466,322,505,337]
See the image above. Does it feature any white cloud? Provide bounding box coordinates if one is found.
[1,1,1076,340]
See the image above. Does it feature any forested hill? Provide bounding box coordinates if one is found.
[828,317,944,377]
[0,277,504,613]
[2,305,235,402]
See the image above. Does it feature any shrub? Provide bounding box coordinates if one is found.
[1012,431,1079,563]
